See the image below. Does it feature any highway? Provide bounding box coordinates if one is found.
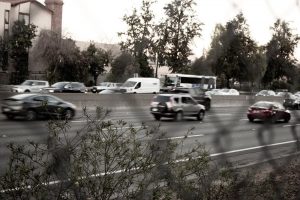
[1,105,300,173]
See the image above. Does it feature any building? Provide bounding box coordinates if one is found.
[0,0,63,84]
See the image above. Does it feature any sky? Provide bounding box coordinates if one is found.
[38,0,300,61]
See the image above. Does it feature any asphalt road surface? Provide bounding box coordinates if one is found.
[1,106,300,173]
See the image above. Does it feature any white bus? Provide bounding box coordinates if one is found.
[162,73,217,90]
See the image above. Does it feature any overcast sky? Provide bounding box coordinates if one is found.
[39,0,300,60]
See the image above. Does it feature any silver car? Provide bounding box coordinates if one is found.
[150,94,205,121]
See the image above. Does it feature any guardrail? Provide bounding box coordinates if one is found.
[0,91,285,109]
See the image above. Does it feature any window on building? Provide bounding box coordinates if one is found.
[5,10,9,24]
[4,10,9,40]
[18,13,30,25]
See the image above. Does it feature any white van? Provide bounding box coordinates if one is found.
[120,78,160,94]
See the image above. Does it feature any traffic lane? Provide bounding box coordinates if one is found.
[1,106,299,138]
[0,109,270,144]
[1,111,300,174]
[1,110,300,148]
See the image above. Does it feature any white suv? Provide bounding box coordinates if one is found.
[150,94,206,121]
[11,80,49,93]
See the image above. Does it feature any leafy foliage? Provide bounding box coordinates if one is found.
[119,0,155,77]
[0,37,8,71]
[160,0,202,73]
[207,13,262,88]
[32,30,89,84]
[82,43,110,85]
[190,56,214,76]
[262,19,300,89]
[107,52,135,82]
[9,20,36,83]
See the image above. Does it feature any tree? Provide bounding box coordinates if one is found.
[190,56,214,75]
[262,19,300,89]
[0,37,8,71]
[207,13,259,88]
[107,52,135,82]
[82,43,110,85]
[160,0,202,73]
[32,30,89,84]
[119,0,155,77]
[9,20,36,83]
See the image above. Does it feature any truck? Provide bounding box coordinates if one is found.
[120,78,160,94]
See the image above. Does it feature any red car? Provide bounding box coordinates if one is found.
[247,101,291,123]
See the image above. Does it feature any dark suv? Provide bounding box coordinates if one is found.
[150,94,205,121]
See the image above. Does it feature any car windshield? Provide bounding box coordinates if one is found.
[51,82,68,88]
[153,95,171,103]
[21,80,35,86]
[122,81,137,87]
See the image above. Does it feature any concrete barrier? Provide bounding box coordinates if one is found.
[0,92,285,109]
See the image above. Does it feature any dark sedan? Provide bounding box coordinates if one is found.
[42,82,87,93]
[1,94,76,120]
[247,101,290,123]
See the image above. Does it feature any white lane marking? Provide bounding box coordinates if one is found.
[210,140,299,157]
[283,124,300,128]
[207,113,232,117]
[156,134,204,141]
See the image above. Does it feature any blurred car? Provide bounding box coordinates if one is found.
[167,87,211,110]
[205,89,220,96]
[283,94,300,110]
[294,91,300,97]
[1,93,76,120]
[91,82,121,93]
[99,89,120,94]
[255,90,276,96]
[150,94,205,121]
[42,82,87,93]
[11,80,49,93]
[213,88,239,96]
[247,101,290,123]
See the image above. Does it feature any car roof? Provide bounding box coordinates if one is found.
[157,93,193,97]
[252,101,280,106]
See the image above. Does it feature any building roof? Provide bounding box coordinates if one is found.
[2,0,34,6]
[1,0,53,13]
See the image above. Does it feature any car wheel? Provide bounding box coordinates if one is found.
[174,111,183,121]
[284,115,291,123]
[205,99,211,111]
[64,109,74,120]
[154,114,161,121]
[6,114,15,120]
[26,110,37,121]
[24,90,30,93]
[270,115,277,123]
[248,116,254,122]
[197,110,205,121]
